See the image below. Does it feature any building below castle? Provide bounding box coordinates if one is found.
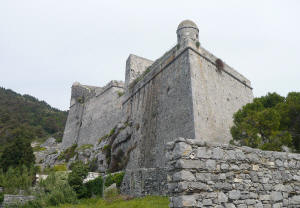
[60,20,253,195]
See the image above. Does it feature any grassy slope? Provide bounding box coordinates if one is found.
[49,196,169,208]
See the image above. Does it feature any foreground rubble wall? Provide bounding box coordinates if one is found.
[167,138,300,208]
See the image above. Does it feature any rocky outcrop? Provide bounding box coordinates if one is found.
[36,120,135,173]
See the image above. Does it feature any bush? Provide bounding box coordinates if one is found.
[68,161,88,199]
[0,192,4,203]
[0,165,35,194]
[117,91,125,97]
[103,145,112,166]
[84,176,103,198]
[24,172,77,207]
[87,158,98,172]
[105,172,125,188]
[77,144,93,151]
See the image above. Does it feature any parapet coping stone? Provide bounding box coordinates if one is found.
[166,137,300,162]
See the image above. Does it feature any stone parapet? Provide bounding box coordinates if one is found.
[167,138,300,207]
[95,80,124,97]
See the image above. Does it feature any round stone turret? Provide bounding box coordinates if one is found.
[177,20,199,46]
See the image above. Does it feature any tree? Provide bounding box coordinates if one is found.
[0,136,35,172]
[68,161,88,199]
[231,92,299,152]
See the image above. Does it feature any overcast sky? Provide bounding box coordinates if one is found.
[1,0,299,110]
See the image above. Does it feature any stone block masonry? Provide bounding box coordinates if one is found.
[167,138,300,207]
[59,19,254,197]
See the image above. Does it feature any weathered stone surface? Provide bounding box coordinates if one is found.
[290,195,300,205]
[270,192,283,202]
[218,192,228,203]
[229,190,241,200]
[173,142,192,159]
[58,20,254,198]
[173,170,195,182]
[167,139,300,207]
[3,194,35,206]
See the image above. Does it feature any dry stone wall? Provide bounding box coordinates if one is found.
[2,195,35,206]
[167,138,300,208]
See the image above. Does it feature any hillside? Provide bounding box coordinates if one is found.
[0,87,68,151]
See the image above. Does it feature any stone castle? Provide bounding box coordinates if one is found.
[61,20,253,195]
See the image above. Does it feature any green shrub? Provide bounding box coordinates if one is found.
[58,144,77,162]
[84,176,103,198]
[24,172,77,207]
[87,158,98,172]
[77,96,84,103]
[105,172,125,188]
[98,135,108,144]
[103,145,111,166]
[0,191,4,203]
[117,91,125,97]
[0,165,35,194]
[109,128,115,137]
[68,161,88,199]
[35,165,41,173]
[77,144,93,151]
[98,128,116,144]
[104,174,114,188]
[128,67,151,90]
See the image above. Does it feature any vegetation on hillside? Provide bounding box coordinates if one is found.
[0,87,68,152]
[231,92,300,152]
[0,137,35,172]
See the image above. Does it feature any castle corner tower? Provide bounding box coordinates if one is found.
[177,19,199,47]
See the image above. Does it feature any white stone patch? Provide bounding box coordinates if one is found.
[252,164,259,171]
[83,172,101,183]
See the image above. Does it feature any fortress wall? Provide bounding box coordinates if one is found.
[62,81,124,148]
[189,46,253,144]
[125,54,153,87]
[77,86,124,146]
[123,48,196,170]
[61,102,85,148]
[167,138,300,208]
